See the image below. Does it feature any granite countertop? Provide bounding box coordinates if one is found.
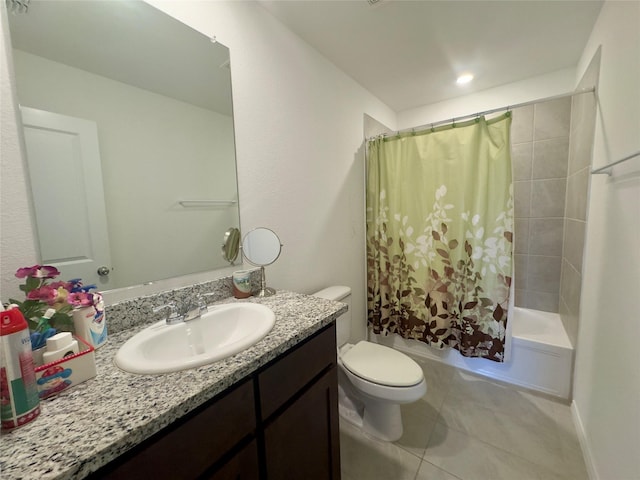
[0,291,346,480]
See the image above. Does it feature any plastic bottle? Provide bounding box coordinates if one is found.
[36,308,56,333]
[72,300,108,348]
[0,305,41,431]
[41,332,79,363]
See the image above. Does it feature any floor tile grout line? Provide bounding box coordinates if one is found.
[391,415,439,462]
[424,360,568,470]
[339,418,426,463]
[425,415,579,477]
[395,442,427,461]
[440,391,560,435]
[414,458,466,480]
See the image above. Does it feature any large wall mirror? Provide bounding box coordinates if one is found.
[8,0,240,292]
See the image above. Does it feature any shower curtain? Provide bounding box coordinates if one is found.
[366,113,513,362]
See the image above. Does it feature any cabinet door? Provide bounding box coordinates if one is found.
[264,367,340,480]
[204,439,260,480]
[259,324,336,420]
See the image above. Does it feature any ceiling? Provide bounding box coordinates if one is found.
[258,0,604,112]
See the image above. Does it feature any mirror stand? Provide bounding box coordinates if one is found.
[256,266,276,297]
[240,228,282,297]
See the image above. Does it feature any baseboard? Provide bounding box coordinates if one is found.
[571,400,598,480]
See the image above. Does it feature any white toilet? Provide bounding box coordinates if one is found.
[313,286,427,442]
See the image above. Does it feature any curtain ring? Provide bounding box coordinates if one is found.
[452,118,456,128]
[430,124,435,133]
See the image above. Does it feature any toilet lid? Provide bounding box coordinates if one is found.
[340,341,423,387]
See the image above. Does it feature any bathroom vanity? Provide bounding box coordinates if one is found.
[0,291,345,480]
[92,324,339,479]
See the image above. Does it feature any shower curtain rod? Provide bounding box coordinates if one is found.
[371,87,596,141]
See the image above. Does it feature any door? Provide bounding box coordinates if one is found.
[20,107,114,289]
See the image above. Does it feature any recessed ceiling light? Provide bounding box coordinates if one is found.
[456,73,474,85]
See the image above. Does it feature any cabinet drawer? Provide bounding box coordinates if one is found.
[259,323,336,420]
[94,379,256,479]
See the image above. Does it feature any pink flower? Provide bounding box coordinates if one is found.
[15,265,40,278]
[68,292,104,311]
[15,265,60,279]
[68,292,95,307]
[49,281,73,291]
[26,285,58,302]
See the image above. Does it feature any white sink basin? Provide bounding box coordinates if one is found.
[115,303,275,374]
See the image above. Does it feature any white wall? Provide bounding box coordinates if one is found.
[13,50,238,288]
[1,1,396,341]
[0,7,38,302]
[571,2,640,480]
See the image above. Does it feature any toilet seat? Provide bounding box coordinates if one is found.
[340,341,424,387]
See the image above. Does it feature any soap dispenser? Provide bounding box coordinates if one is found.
[42,332,79,364]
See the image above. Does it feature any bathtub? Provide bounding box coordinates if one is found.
[371,307,574,400]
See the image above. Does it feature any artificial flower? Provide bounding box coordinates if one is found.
[15,265,60,279]
[26,285,58,302]
[68,292,98,307]
[7,265,100,333]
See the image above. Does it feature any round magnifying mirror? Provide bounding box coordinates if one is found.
[221,227,240,264]
[241,228,282,297]
[242,228,282,266]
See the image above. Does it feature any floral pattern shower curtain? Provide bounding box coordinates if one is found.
[366,114,513,362]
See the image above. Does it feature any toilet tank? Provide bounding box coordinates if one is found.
[313,286,351,346]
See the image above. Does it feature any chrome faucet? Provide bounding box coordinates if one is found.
[153,297,208,325]
[182,297,208,322]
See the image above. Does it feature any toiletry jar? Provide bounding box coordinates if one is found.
[34,335,97,400]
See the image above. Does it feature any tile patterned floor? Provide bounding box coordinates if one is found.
[340,355,589,480]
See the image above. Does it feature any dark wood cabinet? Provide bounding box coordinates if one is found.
[260,325,340,480]
[204,439,260,480]
[259,325,336,419]
[264,367,340,480]
[90,379,256,480]
[90,323,340,480]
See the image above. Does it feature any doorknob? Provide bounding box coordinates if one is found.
[97,266,110,276]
